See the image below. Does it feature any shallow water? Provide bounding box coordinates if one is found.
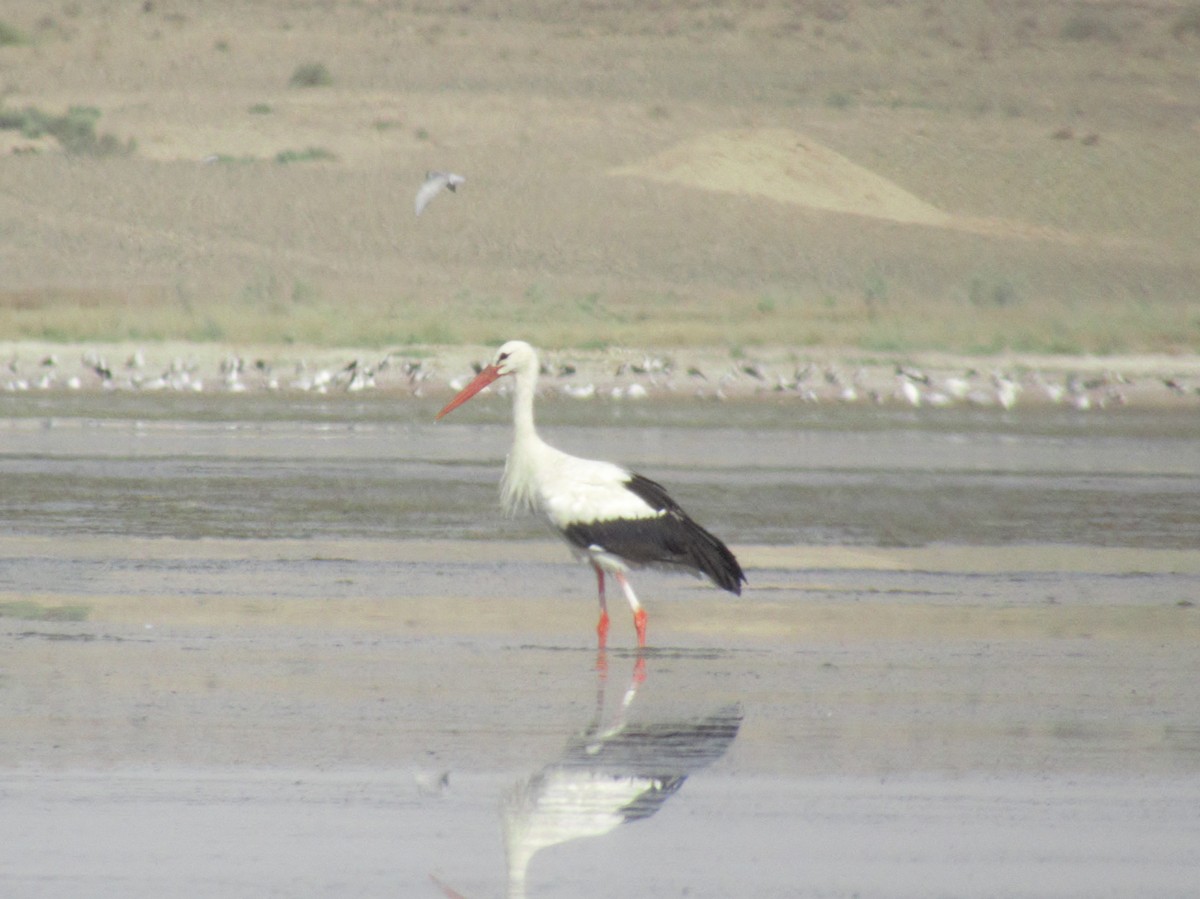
[4,636,1199,898]
[2,393,1198,547]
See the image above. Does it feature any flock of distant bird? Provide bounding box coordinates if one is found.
[2,349,425,395]
[3,347,1196,411]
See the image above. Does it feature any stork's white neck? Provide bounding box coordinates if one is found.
[501,352,545,516]
[510,356,539,447]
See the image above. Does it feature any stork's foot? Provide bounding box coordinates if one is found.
[596,610,610,650]
[633,608,648,648]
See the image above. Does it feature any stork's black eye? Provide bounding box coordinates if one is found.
[497,352,510,362]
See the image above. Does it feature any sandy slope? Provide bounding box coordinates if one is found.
[614,128,954,226]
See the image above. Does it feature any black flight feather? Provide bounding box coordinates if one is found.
[563,473,746,594]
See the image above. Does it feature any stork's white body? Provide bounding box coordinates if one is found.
[501,382,657,572]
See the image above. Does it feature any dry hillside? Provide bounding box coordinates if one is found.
[0,0,1198,354]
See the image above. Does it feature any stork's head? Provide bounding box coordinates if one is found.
[489,340,535,377]
[436,340,536,419]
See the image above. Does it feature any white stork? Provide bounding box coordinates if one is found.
[436,340,745,647]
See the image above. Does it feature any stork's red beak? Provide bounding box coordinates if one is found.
[436,364,502,419]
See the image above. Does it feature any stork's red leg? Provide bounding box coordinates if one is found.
[614,571,647,648]
[593,564,610,650]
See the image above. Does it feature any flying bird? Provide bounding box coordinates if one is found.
[415,170,465,216]
[436,340,745,647]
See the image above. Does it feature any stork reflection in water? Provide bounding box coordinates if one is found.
[501,653,742,898]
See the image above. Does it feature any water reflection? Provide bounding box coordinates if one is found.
[502,652,742,898]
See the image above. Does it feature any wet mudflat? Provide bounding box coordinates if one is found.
[2,391,1199,547]
[2,392,1199,897]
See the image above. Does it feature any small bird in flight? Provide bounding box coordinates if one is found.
[415,171,465,216]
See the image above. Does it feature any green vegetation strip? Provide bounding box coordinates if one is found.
[0,600,90,622]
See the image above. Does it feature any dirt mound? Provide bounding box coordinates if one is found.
[612,128,953,227]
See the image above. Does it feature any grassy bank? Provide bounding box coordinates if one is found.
[2,281,1196,357]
